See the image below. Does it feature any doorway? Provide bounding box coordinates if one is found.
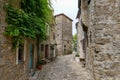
[45,45,49,58]
[29,44,34,70]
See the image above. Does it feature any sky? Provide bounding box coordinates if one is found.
[51,0,78,35]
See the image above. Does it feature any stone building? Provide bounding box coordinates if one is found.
[39,23,57,60]
[75,22,85,65]
[0,0,39,80]
[54,13,73,55]
[77,0,120,80]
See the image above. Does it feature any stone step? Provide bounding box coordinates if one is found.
[29,71,40,80]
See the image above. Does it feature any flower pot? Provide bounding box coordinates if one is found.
[37,65,42,70]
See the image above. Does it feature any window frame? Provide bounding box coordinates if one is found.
[41,44,44,51]
[16,41,26,65]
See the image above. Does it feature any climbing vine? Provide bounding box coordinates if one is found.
[4,0,54,49]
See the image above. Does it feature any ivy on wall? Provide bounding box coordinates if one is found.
[4,0,54,48]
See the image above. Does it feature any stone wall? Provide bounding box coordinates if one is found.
[76,22,85,59]
[78,0,120,80]
[55,14,72,55]
[62,15,72,55]
[85,0,95,79]
[55,15,63,55]
[81,0,89,27]
[39,23,56,59]
[0,0,38,80]
[86,0,120,80]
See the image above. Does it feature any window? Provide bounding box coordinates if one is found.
[41,44,44,51]
[16,43,24,64]
[64,45,66,51]
[64,45,66,47]
[88,0,91,4]
[67,41,69,44]
[64,49,66,51]
[53,32,55,40]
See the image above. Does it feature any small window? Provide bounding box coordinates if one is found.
[64,45,66,52]
[64,49,66,51]
[64,45,66,47]
[18,44,24,64]
[41,44,44,51]
[67,41,69,44]
[53,32,55,40]
[88,0,91,4]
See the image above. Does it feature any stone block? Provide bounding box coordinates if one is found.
[94,68,105,75]
[102,61,113,69]
[94,45,102,53]
[113,53,120,61]
[94,53,105,61]
[0,67,4,78]
[94,61,102,67]
[113,42,120,49]
[94,24,105,30]
[0,57,5,66]
[104,70,116,76]
[110,62,120,69]
[95,38,110,45]
[115,75,120,80]
[94,73,102,80]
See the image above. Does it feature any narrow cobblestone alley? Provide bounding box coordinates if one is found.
[36,54,91,80]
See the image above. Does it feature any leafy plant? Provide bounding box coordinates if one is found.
[73,33,77,51]
[75,53,80,57]
[37,60,46,65]
[4,0,54,48]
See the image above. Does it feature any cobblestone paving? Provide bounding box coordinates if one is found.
[37,54,92,80]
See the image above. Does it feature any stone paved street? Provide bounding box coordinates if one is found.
[36,54,92,80]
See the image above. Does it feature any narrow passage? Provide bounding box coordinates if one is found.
[37,54,91,80]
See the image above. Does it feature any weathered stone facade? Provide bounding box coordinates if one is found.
[77,0,120,80]
[55,14,73,55]
[39,24,57,60]
[0,0,38,80]
[76,22,85,59]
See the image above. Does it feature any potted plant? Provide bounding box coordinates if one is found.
[36,60,46,70]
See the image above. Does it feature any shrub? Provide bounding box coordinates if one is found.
[75,53,80,57]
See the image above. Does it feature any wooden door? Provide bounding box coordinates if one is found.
[29,44,34,69]
[45,45,49,58]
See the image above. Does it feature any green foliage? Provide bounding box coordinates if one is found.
[4,0,54,48]
[37,60,46,65]
[73,33,77,51]
[21,0,54,24]
[73,33,77,40]
[75,53,80,57]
